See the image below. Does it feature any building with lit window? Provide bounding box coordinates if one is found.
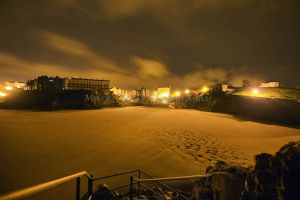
[26,76,110,91]
[156,86,171,99]
[65,78,109,90]
[260,81,280,88]
[4,81,25,89]
[110,87,123,96]
[26,76,65,91]
[213,84,228,92]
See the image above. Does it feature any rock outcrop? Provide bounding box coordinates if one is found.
[193,161,249,200]
[192,141,300,200]
[91,184,117,200]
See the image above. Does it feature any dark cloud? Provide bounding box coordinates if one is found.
[0,0,299,87]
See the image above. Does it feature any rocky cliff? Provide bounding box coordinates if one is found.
[192,141,300,200]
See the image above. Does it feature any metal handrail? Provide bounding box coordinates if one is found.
[131,173,212,200]
[0,170,212,200]
[138,171,191,200]
[133,174,212,182]
[93,169,139,181]
[139,183,167,200]
[0,171,92,200]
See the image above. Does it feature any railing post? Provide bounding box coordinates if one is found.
[76,177,80,200]
[137,170,141,198]
[130,176,133,200]
[88,175,93,197]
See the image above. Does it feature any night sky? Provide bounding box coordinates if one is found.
[0,0,299,88]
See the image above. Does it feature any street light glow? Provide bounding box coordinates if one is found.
[162,93,169,98]
[175,91,181,97]
[202,86,209,93]
[184,89,190,94]
[5,86,13,91]
[0,91,7,97]
[252,88,259,94]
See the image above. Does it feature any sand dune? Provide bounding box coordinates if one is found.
[0,107,299,199]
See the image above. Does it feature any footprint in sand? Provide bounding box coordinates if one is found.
[160,129,250,166]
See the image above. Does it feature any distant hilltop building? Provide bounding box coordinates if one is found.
[260,81,280,88]
[4,81,25,89]
[26,76,109,91]
[139,88,150,98]
[110,87,122,96]
[110,87,150,102]
[65,78,109,90]
[213,84,228,92]
[156,86,171,98]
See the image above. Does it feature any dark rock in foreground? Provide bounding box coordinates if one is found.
[193,141,300,200]
[91,184,117,200]
[193,161,249,200]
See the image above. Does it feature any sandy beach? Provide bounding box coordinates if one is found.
[0,107,300,198]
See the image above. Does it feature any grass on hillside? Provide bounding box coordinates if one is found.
[231,87,300,100]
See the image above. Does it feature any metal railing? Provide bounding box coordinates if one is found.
[133,171,188,200]
[0,169,212,200]
[92,169,140,199]
[130,172,212,200]
[133,174,212,182]
[0,170,140,200]
[0,171,93,200]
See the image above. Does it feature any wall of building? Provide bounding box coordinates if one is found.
[260,82,280,88]
[26,76,110,91]
[65,78,109,90]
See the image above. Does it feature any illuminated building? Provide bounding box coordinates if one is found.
[138,88,150,98]
[26,76,110,91]
[123,89,137,99]
[4,81,25,89]
[26,76,65,91]
[157,86,171,99]
[260,81,280,88]
[213,84,228,92]
[110,87,122,96]
[65,78,109,90]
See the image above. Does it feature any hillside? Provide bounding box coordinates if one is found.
[231,88,300,101]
